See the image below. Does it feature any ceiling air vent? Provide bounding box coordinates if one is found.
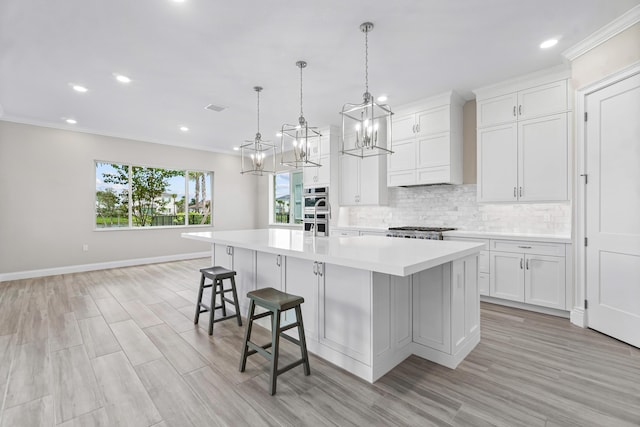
[204,103,227,112]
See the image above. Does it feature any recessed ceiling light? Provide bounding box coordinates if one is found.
[179,126,189,132]
[377,95,388,102]
[72,85,88,93]
[540,39,558,49]
[233,146,240,151]
[172,0,186,3]
[115,74,131,83]
[66,119,77,124]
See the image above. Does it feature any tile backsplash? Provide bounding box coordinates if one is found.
[342,184,571,235]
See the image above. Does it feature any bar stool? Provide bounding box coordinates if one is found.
[194,266,242,335]
[239,287,310,395]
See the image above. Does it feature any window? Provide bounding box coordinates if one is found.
[272,171,303,224]
[95,161,212,228]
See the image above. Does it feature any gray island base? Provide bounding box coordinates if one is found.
[182,229,484,383]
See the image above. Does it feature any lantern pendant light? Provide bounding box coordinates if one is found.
[340,22,393,158]
[280,60,322,168]
[240,86,277,175]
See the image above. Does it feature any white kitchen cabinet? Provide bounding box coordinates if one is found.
[490,240,566,310]
[213,244,256,314]
[303,127,336,188]
[388,91,464,186]
[477,80,568,127]
[319,263,371,364]
[477,113,568,202]
[475,72,570,203]
[339,152,387,206]
[444,236,490,296]
[283,257,319,341]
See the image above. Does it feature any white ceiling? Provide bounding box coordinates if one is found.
[1,0,638,154]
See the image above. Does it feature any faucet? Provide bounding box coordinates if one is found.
[313,197,331,237]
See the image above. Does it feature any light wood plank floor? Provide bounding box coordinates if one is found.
[0,259,638,426]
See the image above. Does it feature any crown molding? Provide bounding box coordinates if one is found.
[562,4,640,61]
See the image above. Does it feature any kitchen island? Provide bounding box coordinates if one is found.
[182,229,484,382]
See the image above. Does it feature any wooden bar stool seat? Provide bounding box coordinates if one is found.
[239,287,310,395]
[194,266,242,335]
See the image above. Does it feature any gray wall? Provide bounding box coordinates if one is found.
[0,121,259,275]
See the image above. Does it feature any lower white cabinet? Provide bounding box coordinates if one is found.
[284,257,319,341]
[490,241,566,310]
[444,236,490,296]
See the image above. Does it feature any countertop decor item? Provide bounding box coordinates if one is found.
[280,60,322,168]
[240,86,277,175]
[341,22,393,158]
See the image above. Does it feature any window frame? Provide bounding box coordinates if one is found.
[94,160,214,231]
[269,169,303,227]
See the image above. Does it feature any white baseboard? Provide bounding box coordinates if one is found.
[481,295,570,318]
[0,252,210,282]
[570,307,587,328]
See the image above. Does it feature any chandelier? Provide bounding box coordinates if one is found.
[340,22,393,158]
[280,60,322,168]
[240,86,276,175]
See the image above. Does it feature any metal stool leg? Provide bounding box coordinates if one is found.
[295,305,311,376]
[194,273,205,324]
[239,300,256,372]
[269,308,281,396]
[230,276,242,326]
[217,279,227,317]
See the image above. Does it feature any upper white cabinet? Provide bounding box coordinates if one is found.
[477,80,568,127]
[474,70,571,203]
[387,91,464,187]
[303,126,337,188]
[338,122,388,206]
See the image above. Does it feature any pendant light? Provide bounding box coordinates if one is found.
[340,22,393,158]
[280,60,322,168]
[240,86,276,175]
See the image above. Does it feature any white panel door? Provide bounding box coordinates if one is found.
[490,251,524,302]
[387,140,416,173]
[518,113,568,201]
[586,72,640,348]
[213,244,232,269]
[518,80,567,121]
[477,123,518,202]
[392,112,416,142]
[359,155,381,205]
[284,257,318,341]
[412,265,451,353]
[524,254,565,310]
[319,263,371,364]
[417,106,449,135]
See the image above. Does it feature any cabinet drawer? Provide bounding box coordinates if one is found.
[490,240,564,256]
[388,170,416,187]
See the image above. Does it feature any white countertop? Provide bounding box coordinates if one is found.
[442,230,572,243]
[182,229,484,277]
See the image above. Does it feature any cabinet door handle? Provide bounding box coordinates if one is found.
[513,106,516,117]
[526,259,529,270]
[520,258,523,269]
[318,262,324,277]
[412,124,415,133]
[228,246,233,256]
[416,124,420,133]
[513,187,517,198]
[519,187,523,197]
[517,246,532,249]
[519,105,522,115]
[276,255,281,267]
[312,261,318,276]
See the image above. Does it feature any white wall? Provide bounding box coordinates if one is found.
[0,121,259,276]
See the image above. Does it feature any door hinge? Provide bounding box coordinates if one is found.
[584,237,588,246]
[584,112,588,122]
[584,299,588,309]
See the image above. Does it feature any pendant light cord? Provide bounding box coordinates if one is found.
[256,89,260,134]
[299,64,304,117]
[364,27,369,95]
